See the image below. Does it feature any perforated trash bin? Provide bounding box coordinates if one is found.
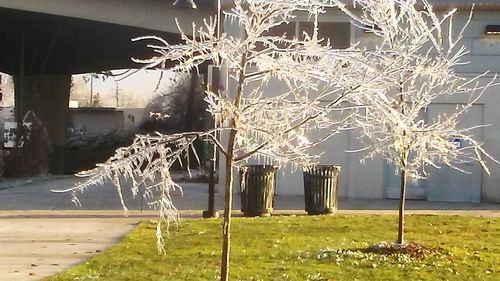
[239,165,277,217]
[303,165,341,215]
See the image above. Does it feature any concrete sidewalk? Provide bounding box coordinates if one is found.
[1,175,500,213]
[0,217,139,281]
[0,175,499,281]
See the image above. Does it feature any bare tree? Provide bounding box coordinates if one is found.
[141,71,206,134]
[55,0,370,280]
[336,0,498,244]
[10,111,51,177]
[55,0,496,278]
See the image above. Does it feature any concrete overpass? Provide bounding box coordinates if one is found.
[0,0,216,74]
[0,0,217,173]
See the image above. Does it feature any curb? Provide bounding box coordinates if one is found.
[1,209,499,219]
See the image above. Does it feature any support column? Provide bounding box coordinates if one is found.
[14,74,71,174]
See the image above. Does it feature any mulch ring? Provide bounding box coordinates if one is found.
[360,241,450,259]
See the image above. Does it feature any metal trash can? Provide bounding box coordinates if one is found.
[240,165,277,217]
[303,165,341,215]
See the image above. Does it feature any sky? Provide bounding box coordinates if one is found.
[1,69,172,108]
[0,70,172,107]
[71,69,168,108]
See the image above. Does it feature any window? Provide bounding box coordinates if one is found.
[260,21,351,49]
[485,25,500,35]
[265,22,295,39]
[299,22,351,49]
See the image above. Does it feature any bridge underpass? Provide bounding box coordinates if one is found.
[0,1,216,173]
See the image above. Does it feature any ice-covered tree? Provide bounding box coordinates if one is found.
[336,0,497,244]
[55,0,371,280]
[54,0,499,277]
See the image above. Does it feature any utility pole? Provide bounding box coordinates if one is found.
[202,0,223,219]
[203,66,223,219]
[115,82,122,108]
[90,75,93,106]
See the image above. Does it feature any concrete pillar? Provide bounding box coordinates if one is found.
[14,74,71,174]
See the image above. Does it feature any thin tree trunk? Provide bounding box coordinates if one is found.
[397,83,407,245]
[220,53,247,281]
[397,150,408,245]
[220,148,234,281]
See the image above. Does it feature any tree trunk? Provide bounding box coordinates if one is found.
[397,83,407,245]
[397,151,408,245]
[220,51,247,281]
[220,151,234,281]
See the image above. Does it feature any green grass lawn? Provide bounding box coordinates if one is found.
[44,215,499,281]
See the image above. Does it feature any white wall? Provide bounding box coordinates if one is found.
[218,8,500,203]
[70,110,124,137]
